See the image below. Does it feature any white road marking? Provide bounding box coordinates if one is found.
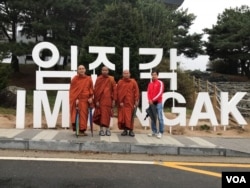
[109,133,120,142]
[100,135,110,142]
[99,133,120,142]
[0,156,154,164]
[144,135,162,144]
[0,129,24,138]
[32,130,58,140]
[134,134,148,144]
[161,136,184,146]
[187,137,216,147]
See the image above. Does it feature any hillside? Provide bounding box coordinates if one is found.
[9,64,70,90]
[190,70,250,82]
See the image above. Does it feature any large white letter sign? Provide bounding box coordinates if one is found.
[123,47,130,70]
[136,92,150,127]
[140,72,177,91]
[189,92,218,126]
[159,72,177,91]
[33,91,70,128]
[170,48,177,70]
[36,71,75,90]
[16,90,26,129]
[88,46,116,70]
[32,42,60,68]
[139,48,163,70]
[163,92,186,126]
[221,92,247,125]
[71,45,78,71]
[139,48,177,90]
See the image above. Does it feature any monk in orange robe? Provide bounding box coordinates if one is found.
[93,66,116,136]
[117,70,139,137]
[69,65,93,136]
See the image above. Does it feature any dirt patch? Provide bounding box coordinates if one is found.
[0,114,16,128]
[1,112,249,138]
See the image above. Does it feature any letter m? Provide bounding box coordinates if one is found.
[33,91,69,128]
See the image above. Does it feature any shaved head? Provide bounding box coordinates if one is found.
[123,70,130,79]
[101,66,109,77]
[77,65,86,76]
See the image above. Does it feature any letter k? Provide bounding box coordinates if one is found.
[221,92,247,125]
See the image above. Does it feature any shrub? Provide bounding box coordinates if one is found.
[0,63,12,90]
[176,70,195,108]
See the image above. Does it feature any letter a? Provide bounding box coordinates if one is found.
[240,176,246,183]
[189,92,218,126]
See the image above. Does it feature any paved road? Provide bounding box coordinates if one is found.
[0,158,217,188]
[1,157,250,188]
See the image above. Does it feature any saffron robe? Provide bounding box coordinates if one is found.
[93,75,116,127]
[117,78,139,130]
[69,75,93,131]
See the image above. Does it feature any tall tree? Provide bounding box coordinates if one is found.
[173,9,203,58]
[136,1,203,57]
[204,5,250,76]
[82,2,144,81]
[0,0,29,72]
[22,0,92,68]
[0,0,92,70]
[82,0,203,82]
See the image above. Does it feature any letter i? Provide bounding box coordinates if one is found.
[16,90,26,129]
[71,45,78,71]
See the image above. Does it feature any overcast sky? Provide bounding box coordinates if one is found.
[178,0,250,71]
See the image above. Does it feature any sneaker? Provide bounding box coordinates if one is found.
[148,133,156,137]
[106,129,111,136]
[99,130,105,136]
[121,130,128,136]
[129,130,135,137]
[157,133,162,139]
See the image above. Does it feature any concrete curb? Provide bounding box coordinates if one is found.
[1,138,250,157]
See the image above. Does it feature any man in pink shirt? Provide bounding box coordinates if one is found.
[147,69,164,139]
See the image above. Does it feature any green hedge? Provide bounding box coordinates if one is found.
[0,63,12,90]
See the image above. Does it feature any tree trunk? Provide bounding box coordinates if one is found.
[228,60,238,74]
[240,61,250,77]
[11,54,19,72]
[246,62,250,78]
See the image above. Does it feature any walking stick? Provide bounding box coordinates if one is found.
[131,107,137,126]
[110,108,114,129]
[75,109,79,138]
[89,107,93,137]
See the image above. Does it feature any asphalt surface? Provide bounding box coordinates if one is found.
[0,159,222,188]
[0,128,250,157]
